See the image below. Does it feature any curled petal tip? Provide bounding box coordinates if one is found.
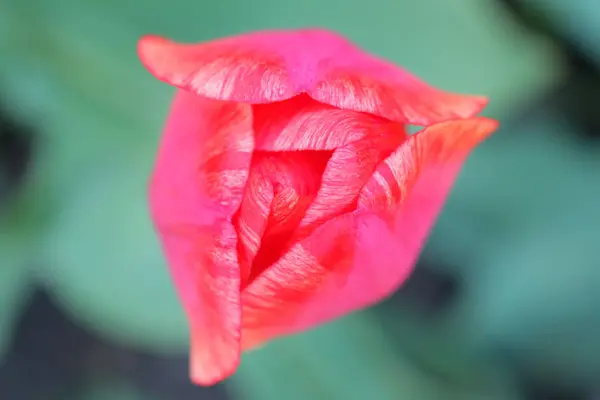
[137,34,166,61]
[413,116,500,163]
[471,95,490,111]
[438,93,490,122]
[189,365,230,387]
[137,35,174,76]
[189,330,241,386]
[465,116,500,138]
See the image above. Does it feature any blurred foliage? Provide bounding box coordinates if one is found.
[505,0,600,67]
[424,105,600,390]
[0,222,30,360]
[0,113,37,361]
[233,314,523,400]
[2,0,600,398]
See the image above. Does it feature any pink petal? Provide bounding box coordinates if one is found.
[252,94,407,239]
[160,223,241,386]
[358,117,499,214]
[240,118,498,348]
[138,29,486,123]
[149,90,254,385]
[234,150,331,285]
[240,211,361,349]
[253,94,399,151]
[232,164,275,284]
[295,131,402,238]
[138,32,297,103]
[240,211,396,349]
[308,45,488,125]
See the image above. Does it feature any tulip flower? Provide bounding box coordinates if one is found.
[138,28,498,386]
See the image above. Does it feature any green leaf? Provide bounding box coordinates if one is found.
[1,4,189,352]
[424,109,594,273]
[0,194,41,361]
[467,208,600,388]
[38,137,189,352]
[423,108,600,388]
[0,245,28,362]
[522,0,600,67]
[230,313,522,400]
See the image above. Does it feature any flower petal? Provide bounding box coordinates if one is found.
[358,117,499,214]
[296,132,401,238]
[308,45,488,125]
[138,32,298,103]
[253,94,399,151]
[240,118,498,348]
[160,223,241,386]
[234,150,331,285]
[138,29,346,103]
[240,211,396,349]
[138,28,485,121]
[149,90,254,385]
[252,94,407,238]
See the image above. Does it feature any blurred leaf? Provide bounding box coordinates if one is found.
[0,250,28,362]
[424,108,597,273]
[522,0,600,67]
[0,195,39,362]
[376,303,524,399]
[2,3,189,352]
[469,206,600,388]
[423,107,600,388]
[39,139,189,352]
[231,313,522,400]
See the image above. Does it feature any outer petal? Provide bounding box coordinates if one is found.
[139,29,486,124]
[138,32,296,103]
[358,117,499,214]
[149,89,253,385]
[309,50,489,125]
[240,211,397,349]
[240,117,498,348]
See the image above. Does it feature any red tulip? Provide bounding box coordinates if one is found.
[138,28,498,386]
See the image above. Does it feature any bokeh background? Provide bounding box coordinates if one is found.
[1,0,600,399]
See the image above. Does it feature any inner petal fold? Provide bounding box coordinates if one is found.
[234,150,332,287]
[235,95,408,286]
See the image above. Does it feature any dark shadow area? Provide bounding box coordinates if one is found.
[494,0,600,140]
[385,261,459,315]
[0,289,230,400]
[0,105,35,208]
